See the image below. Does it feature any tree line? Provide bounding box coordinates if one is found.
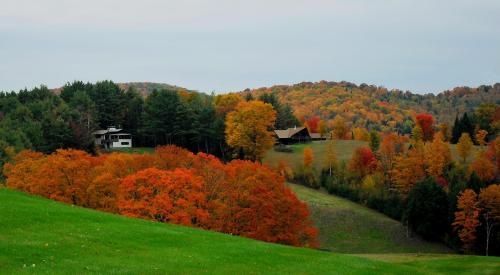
[0,80,299,171]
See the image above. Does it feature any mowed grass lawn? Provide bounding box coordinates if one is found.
[288,183,452,254]
[1,188,499,274]
[264,140,481,173]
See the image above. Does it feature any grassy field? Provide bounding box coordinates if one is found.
[1,188,499,274]
[288,183,452,254]
[104,147,155,154]
[264,140,480,173]
[264,140,368,172]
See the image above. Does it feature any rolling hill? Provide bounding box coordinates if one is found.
[1,187,499,274]
[288,183,452,254]
[243,81,500,133]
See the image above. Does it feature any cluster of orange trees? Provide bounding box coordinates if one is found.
[4,146,318,248]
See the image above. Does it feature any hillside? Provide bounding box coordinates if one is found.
[244,81,500,133]
[264,140,480,174]
[1,188,499,274]
[288,183,452,254]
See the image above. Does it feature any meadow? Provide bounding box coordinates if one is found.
[264,140,480,174]
[288,183,452,254]
[1,187,499,274]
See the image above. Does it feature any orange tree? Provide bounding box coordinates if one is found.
[453,189,481,253]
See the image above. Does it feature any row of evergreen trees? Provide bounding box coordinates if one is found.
[0,80,299,162]
[451,103,498,144]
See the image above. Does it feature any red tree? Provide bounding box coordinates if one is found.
[117,167,209,226]
[305,116,320,133]
[348,147,378,176]
[416,114,435,141]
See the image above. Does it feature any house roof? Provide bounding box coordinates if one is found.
[92,128,129,135]
[274,127,308,139]
[310,133,322,139]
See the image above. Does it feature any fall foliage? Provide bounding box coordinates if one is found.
[478,184,500,256]
[453,189,481,253]
[4,146,318,248]
[304,116,320,133]
[469,152,497,182]
[415,114,435,141]
[457,133,474,164]
[348,147,377,177]
[303,146,313,168]
[423,133,451,179]
[225,101,277,161]
[392,143,426,195]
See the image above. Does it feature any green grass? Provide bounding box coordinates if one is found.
[1,188,499,274]
[264,140,367,172]
[264,140,481,173]
[105,147,154,154]
[288,183,452,254]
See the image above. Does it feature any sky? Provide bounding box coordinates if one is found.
[1,0,499,94]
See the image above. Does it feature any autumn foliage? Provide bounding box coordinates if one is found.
[348,147,377,177]
[453,189,481,253]
[416,114,435,141]
[4,146,318,248]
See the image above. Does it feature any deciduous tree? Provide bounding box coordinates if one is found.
[479,184,500,256]
[225,101,276,161]
[457,133,474,164]
[453,189,481,253]
[416,114,435,141]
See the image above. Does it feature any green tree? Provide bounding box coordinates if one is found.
[142,89,182,145]
[369,131,381,152]
[405,177,449,240]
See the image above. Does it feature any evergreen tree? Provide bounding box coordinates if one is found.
[467,172,485,193]
[142,89,181,145]
[405,177,449,240]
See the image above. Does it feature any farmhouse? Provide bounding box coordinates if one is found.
[274,126,312,144]
[93,127,132,149]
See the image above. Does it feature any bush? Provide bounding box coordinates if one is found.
[294,166,319,189]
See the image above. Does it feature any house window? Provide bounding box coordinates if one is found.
[121,142,130,145]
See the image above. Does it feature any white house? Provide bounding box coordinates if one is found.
[93,127,132,149]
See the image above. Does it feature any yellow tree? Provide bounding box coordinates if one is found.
[476,129,488,147]
[424,133,451,179]
[332,115,347,139]
[318,120,328,138]
[392,142,426,195]
[379,133,400,184]
[324,139,337,176]
[352,127,369,141]
[439,123,450,142]
[225,101,276,162]
[479,184,500,256]
[303,147,314,168]
[453,189,481,253]
[214,93,242,117]
[412,125,424,142]
[457,133,474,164]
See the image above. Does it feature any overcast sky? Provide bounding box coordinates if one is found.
[1,0,499,94]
